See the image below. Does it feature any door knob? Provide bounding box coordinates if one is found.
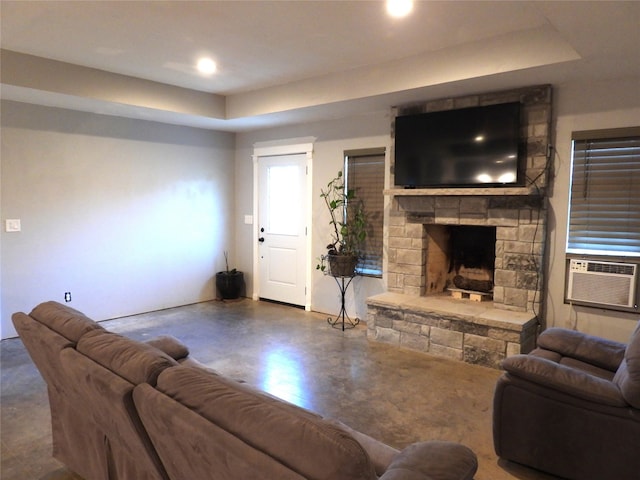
[258,237,265,243]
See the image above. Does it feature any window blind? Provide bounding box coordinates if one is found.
[345,149,385,276]
[567,129,640,256]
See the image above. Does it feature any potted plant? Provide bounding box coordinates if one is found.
[215,251,244,299]
[317,170,367,277]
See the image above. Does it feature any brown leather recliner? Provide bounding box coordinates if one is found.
[493,321,640,480]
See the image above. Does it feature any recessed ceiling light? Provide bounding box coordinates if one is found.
[386,0,413,18]
[196,57,217,75]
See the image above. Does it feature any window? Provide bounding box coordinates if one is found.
[345,148,385,276]
[567,127,640,257]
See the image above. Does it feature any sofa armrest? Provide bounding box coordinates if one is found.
[537,328,626,371]
[144,335,189,361]
[379,441,477,480]
[502,355,627,407]
[324,419,399,476]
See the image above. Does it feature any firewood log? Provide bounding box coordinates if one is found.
[453,275,493,293]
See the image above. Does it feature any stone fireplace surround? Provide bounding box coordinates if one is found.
[366,85,552,368]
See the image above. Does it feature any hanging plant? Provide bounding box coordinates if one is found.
[317,170,367,276]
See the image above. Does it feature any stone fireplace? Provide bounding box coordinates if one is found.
[389,194,546,311]
[366,85,552,368]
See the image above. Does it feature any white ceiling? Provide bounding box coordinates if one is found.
[1,1,639,131]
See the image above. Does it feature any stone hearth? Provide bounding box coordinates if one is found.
[367,293,538,368]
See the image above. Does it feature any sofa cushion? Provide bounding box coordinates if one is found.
[503,355,627,407]
[144,335,190,361]
[133,382,306,480]
[530,348,616,380]
[77,330,178,386]
[325,418,399,476]
[381,441,478,480]
[537,327,626,371]
[155,366,377,480]
[613,321,640,408]
[30,301,104,343]
[11,312,77,392]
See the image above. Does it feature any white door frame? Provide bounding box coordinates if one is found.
[252,141,314,311]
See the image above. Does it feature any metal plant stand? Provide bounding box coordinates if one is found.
[327,274,360,331]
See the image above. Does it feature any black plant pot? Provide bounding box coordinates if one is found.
[328,254,358,277]
[215,271,244,299]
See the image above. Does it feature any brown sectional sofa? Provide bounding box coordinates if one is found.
[14,301,478,480]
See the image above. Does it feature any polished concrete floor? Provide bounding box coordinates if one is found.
[1,298,559,480]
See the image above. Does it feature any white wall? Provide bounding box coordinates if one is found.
[546,78,640,342]
[1,101,235,338]
[235,112,392,319]
[235,78,640,342]
[3,76,637,342]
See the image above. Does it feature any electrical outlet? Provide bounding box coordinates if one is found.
[64,292,72,303]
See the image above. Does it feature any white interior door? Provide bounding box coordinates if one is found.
[257,154,307,306]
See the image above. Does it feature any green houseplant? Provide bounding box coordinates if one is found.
[215,251,244,299]
[317,170,367,277]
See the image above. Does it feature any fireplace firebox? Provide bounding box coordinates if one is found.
[426,225,496,298]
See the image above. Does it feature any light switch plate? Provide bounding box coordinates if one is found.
[6,219,21,232]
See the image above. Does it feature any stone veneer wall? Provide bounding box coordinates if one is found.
[389,195,547,312]
[367,85,552,367]
[387,85,552,313]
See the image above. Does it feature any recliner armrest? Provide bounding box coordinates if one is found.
[537,328,626,371]
[144,335,189,361]
[502,354,627,407]
[379,441,477,480]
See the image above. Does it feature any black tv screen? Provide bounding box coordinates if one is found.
[394,102,523,188]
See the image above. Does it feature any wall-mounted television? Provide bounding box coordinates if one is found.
[394,102,524,188]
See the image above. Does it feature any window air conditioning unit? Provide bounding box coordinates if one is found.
[566,259,638,309]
